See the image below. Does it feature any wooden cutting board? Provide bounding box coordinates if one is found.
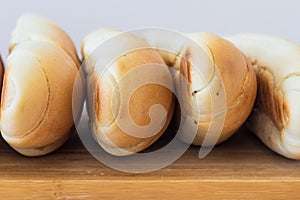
[0,110,299,199]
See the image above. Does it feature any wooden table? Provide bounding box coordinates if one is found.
[0,111,300,199]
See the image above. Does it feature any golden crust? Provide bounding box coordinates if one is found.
[144,32,257,146]
[82,30,175,156]
[9,14,80,67]
[9,127,72,157]
[1,42,80,149]
[174,33,257,145]
[0,15,83,156]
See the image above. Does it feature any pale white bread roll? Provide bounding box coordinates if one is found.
[82,29,175,156]
[9,14,80,67]
[227,34,300,159]
[145,32,257,145]
[0,15,84,156]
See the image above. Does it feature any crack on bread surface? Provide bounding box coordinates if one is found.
[225,56,252,112]
[253,62,290,131]
[2,56,51,140]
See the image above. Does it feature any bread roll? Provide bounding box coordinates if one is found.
[9,14,80,67]
[227,34,300,159]
[0,14,84,156]
[82,29,175,156]
[145,32,257,145]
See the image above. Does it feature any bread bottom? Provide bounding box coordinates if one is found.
[8,128,74,157]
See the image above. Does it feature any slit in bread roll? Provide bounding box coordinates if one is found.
[0,54,4,97]
[82,29,175,156]
[227,34,300,159]
[144,32,257,146]
[0,14,84,156]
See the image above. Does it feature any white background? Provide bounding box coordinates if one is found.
[0,0,298,62]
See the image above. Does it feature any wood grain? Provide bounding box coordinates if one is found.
[0,110,300,199]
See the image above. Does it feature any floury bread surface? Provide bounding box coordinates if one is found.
[227,34,300,159]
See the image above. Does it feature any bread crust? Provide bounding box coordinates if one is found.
[82,30,175,156]
[9,14,80,67]
[145,32,257,146]
[189,33,257,145]
[0,14,84,156]
[227,34,300,159]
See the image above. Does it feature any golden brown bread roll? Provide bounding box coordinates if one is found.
[227,34,300,159]
[0,14,84,156]
[9,14,80,67]
[82,29,175,156]
[145,32,257,145]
